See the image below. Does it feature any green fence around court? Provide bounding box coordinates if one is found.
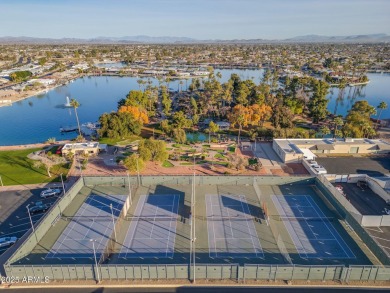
[83,175,314,187]
[4,264,390,282]
[242,265,390,282]
[315,176,390,266]
[4,178,85,265]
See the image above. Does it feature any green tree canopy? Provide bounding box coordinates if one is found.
[124,154,145,174]
[138,138,169,163]
[98,112,142,139]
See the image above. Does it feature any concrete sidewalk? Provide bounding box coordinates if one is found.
[0,176,78,192]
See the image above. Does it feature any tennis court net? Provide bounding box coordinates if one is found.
[126,216,181,222]
[62,216,113,222]
[274,216,335,222]
[202,215,259,221]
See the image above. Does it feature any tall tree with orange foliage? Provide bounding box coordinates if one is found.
[250,104,272,127]
[118,105,149,124]
[228,105,253,144]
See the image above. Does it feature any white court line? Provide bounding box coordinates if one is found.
[135,237,170,240]
[215,237,256,240]
[209,195,218,258]
[238,195,262,257]
[121,195,146,258]
[165,194,177,257]
[294,204,318,241]
[225,208,234,239]
[48,200,93,257]
[306,196,355,259]
[148,205,159,238]
[273,196,308,259]
[49,194,123,258]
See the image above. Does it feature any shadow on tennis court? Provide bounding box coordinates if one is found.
[147,184,190,220]
[220,194,264,220]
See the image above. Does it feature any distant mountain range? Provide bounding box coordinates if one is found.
[0,34,389,44]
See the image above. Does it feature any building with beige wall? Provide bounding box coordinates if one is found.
[61,142,100,156]
[273,138,390,163]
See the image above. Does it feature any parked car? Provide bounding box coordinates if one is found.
[40,188,62,198]
[29,203,50,214]
[0,236,17,248]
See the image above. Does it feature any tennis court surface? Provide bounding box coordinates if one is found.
[119,194,180,258]
[272,195,355,259]
[47,194,127,259]
[206,194,263,258]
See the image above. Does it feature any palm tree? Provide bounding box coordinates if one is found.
[70,98,81,135]
[376,101,388,130]
[333,116,344,138]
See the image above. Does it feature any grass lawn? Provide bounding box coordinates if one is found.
[99,135,140,146]
[214,153,226,159]
[172,143,188,148]
[228,146,236,153]
[162,160,174,167]
[179,162,193,166]
[0,148,70,186]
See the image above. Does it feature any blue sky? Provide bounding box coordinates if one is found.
[0,0,389,39]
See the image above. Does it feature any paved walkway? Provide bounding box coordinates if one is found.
[0,176,78,192]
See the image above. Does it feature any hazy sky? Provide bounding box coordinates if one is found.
[1,0,389,39]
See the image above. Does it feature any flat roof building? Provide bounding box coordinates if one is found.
[61,142,100,156]
[273,138,390,163]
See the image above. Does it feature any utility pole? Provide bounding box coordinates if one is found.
[127,172,132,206]
[60,173,65,194]
[90,239,100,283]
[110,204,117,242]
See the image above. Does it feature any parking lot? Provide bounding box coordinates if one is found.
[333,182,389,215]
[316,156,390,176]
[365,226,390,258]
[0,187,64,256]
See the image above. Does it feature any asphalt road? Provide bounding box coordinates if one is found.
[0,187,64,257]
[2,286,390,293]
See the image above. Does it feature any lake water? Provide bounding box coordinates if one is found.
[0,69,388,146]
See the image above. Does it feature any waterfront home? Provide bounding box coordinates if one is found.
[61,142,100,156]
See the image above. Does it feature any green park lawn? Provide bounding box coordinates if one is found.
[162,160,174,167]
[0,148,70,186]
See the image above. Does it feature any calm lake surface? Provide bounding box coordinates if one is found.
[0,69,388,146]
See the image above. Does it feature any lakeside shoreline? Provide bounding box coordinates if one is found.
[0,74,82,108]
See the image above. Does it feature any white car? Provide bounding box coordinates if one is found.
[0,236,17,248]
[40,188,62,198]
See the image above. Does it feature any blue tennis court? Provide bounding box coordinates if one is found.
[272,195,355,259]
[119,194,179,258]
[46,194,127,259]
[206,194,263,258]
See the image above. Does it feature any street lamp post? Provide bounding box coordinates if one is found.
[110,204,117,242]
[90,239,100,283]
[136,155,140,186]
[192,170,196,283]
[26,204,38,242]
[60,173,65,195]
[127,172,132,206]
[26,204,34,233]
